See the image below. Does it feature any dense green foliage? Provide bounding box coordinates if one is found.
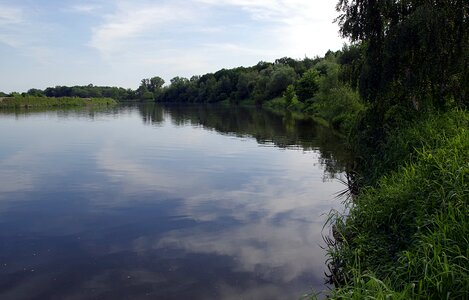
[326,111,469,299]
[295,69,319,102]
[144,52,364,127]
[335,0,469,150]
[153,59,315,105]
[0,96,116,108]
[332,0,468,180]
[136,76,165,100]
[15,85,134,101]
[336,0,468,109]
[319,1,469,299]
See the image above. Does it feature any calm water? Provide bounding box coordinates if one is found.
[0,104,349,300]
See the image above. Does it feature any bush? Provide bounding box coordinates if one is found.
[310,84,364,133]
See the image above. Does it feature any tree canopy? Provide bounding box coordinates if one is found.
[336,0,468,109]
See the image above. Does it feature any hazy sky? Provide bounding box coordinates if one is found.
[0,0,345,93]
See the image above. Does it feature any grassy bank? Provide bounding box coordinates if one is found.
[0,96,117,108]
[323,109,469,299]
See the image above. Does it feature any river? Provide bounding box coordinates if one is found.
[0,104,350,300]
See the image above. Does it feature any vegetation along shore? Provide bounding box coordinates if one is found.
[0,96,117,108]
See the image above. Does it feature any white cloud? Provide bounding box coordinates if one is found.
[0,4,25,48]
[89,0,344,80]
[198,0,344,57]
[0,4,23,25]
[69,3,102,13]
[89,1,195,57]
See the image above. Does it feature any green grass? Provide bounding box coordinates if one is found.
[0,96,117,108]
[320,110,469,299]
[356,109,469,186]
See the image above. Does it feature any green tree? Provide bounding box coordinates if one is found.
[284,84,296,107]
[235,72,257,101]
[336,0,469,109]
[27,89,44,97]
[295,69,319,102]
[266,65,296,99]
[149,76,165,92]
[138,77,166,101]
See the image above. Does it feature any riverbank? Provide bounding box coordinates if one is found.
[262,76,469,299]
[319,109,469,299]
[0,96,117,108]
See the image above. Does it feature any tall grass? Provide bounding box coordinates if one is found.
[321,110,469,299]
[354,109,469,186]
[0,96,117,108]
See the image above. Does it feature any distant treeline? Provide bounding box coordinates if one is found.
[3,85,136,101]
[133,49,365,132]
[135,51,363,106]
[1,56,324,104]
[143,56,321,104]
[0,51,357,108]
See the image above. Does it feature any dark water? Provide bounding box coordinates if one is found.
[0,104,349,300]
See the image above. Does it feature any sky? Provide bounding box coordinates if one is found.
[0,0,345,93]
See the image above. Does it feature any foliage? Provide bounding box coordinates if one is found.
[314,2,469,299]
[355,110,469,186]
[323,110,469,299]
[0,96,116,108]
[147,57,316,104]
[266,65,297,99]
[284,84,297,107]
[22,84,136,101]
[295,69,319,102]
[293,52,366,133]
[337,44,363,89]
[310,85,364,133]
[336,0,468,110]
[137,76,165,101]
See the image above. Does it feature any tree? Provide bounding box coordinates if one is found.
[149,77,165,93]
[27,89,44,97]
[138,77,166,101]
[295,69,319,102]
[235,71,257,101]
[284,84,296,107]
[336,0,469,109]
[215,75,233,101]
[337,44,363,89]
[266,65,296,99]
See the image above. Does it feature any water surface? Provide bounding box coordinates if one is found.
[0,104,348,300]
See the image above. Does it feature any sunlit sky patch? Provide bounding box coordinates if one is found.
[0,0,345,93]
